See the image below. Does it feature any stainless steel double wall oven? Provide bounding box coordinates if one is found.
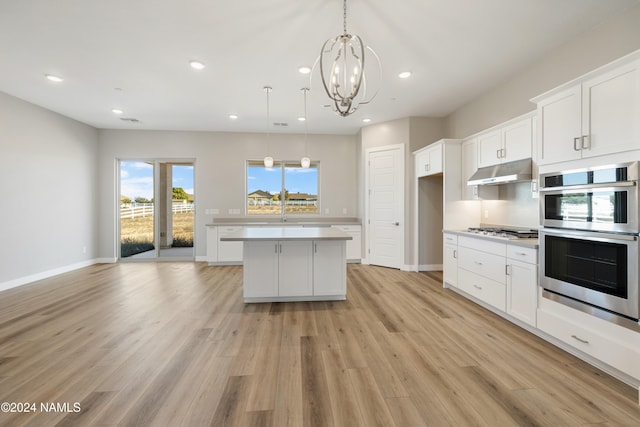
[539,162,640,328]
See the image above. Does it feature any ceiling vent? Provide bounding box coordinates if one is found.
[273,122,288,127]
[120,117,140,123]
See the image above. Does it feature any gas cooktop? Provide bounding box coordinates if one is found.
[466,225,538,240]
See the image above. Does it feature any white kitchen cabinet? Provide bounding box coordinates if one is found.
[457,236,507,311]
[538,301,640,381]
[477,116,533,168]
[443,233,458,287]
[332,225,362,261]
[313,240,346,296]
[461,137,479,200]
[217,226,244,263]
[206,226,218,263]
[506,246,538,327]
[278,241,313,297]
[243,240,313,298]
[415,142,443,178]
[243,241,279,298]
[534,56,640,165]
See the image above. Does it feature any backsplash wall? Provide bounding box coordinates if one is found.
[480,182,539,228]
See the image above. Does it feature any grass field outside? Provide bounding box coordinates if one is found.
[120,212,194,257]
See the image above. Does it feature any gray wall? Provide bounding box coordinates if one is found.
[0,91,98,288]
[445,3,640,138]
[97,130,357,260]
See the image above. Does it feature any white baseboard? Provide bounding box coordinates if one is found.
[195,256,208,262]
[96,257,117,264]
[0,259,99,293]
[418,264,443,271]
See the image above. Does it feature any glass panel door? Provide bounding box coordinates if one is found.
[119,160,156,258]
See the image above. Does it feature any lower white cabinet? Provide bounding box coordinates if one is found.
[538,302,640,381]
[443,233,458,287]
[313,240,346,296]
[450,234,538,321]
[506,246,538,327]
[332,225,362,261]
[243,239,345,301]
[217,226,244,263]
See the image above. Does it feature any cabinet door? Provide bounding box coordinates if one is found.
[427,144,443,175]
[278,241,313,297]
[461,138,478,200]
[243,241,279,298]
[218,227,243,262]
[443,243,458,287]
[537,85,582,165]
[582,61,640,158]
[206,227,218,262]
[477,130,502,168]
[313,240,346,296]
[502,117,532,163]
[506,259,537,327]
[415,150,430,178]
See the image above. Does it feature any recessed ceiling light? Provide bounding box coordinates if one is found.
[112,108,124,115]
[362,118,372,123]
[298,66,311,74]
[189,60,205,70]
[297,116,306,122]
[228,114,238,120]
[45,74,64,83]
[398,71,412,79]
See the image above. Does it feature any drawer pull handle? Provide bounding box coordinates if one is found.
[473,285,483,290]
[571,335,589,344]
[515,252,526,256]
[474,261,483,265]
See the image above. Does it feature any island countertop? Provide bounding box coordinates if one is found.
[219,226,353,241]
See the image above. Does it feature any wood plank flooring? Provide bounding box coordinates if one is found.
[0,262,639,426]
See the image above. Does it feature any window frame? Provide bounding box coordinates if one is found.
[245,159,320,217]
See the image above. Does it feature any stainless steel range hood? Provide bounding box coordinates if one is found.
[467,158,532,186]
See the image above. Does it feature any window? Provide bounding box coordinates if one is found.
[247,160,319,215]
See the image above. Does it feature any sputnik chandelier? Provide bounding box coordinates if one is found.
[319,0,381,117]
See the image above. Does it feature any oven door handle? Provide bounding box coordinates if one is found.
[541,228,638,242]
[539,181,636,192]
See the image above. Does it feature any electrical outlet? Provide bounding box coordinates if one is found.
[325,208,330,214]
[342,208,347,214]
[484,209,489,219]
[82,246,87,254]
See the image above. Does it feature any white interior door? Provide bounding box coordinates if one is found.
[367,146,404,269]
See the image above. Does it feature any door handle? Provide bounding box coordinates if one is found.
[393,222,400,226]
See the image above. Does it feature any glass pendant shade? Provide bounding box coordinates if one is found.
[300,157,311,169]
[264,156,274,168]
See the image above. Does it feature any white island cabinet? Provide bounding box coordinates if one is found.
[220,227,351,303]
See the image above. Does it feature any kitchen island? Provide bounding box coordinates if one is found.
[220,227,352,302]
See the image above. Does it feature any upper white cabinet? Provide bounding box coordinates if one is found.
[477,116,533,168]
[415,142,443,178]
[533,54,640,165]
[461,137,478,200]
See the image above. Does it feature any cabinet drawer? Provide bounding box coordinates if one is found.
[443,233,458,245]
[458,246,506,284]
[458,269,506,311]
[333,225,361,233]
[506,245,537,264]
[458,236,506,257]
[537,308,640,380]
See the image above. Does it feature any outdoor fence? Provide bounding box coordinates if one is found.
[120,202,195,219]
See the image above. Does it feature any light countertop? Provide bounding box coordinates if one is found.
[206,217,361,227]
[444,229,539,249]
[219,226,353,241]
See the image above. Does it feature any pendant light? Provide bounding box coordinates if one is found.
[263,86,274,168]
[319,0,381,117]
[300,87,311,169]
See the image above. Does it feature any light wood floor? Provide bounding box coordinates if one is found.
[0,263,639,426]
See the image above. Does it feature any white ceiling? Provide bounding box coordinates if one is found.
[1,0,638,135]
